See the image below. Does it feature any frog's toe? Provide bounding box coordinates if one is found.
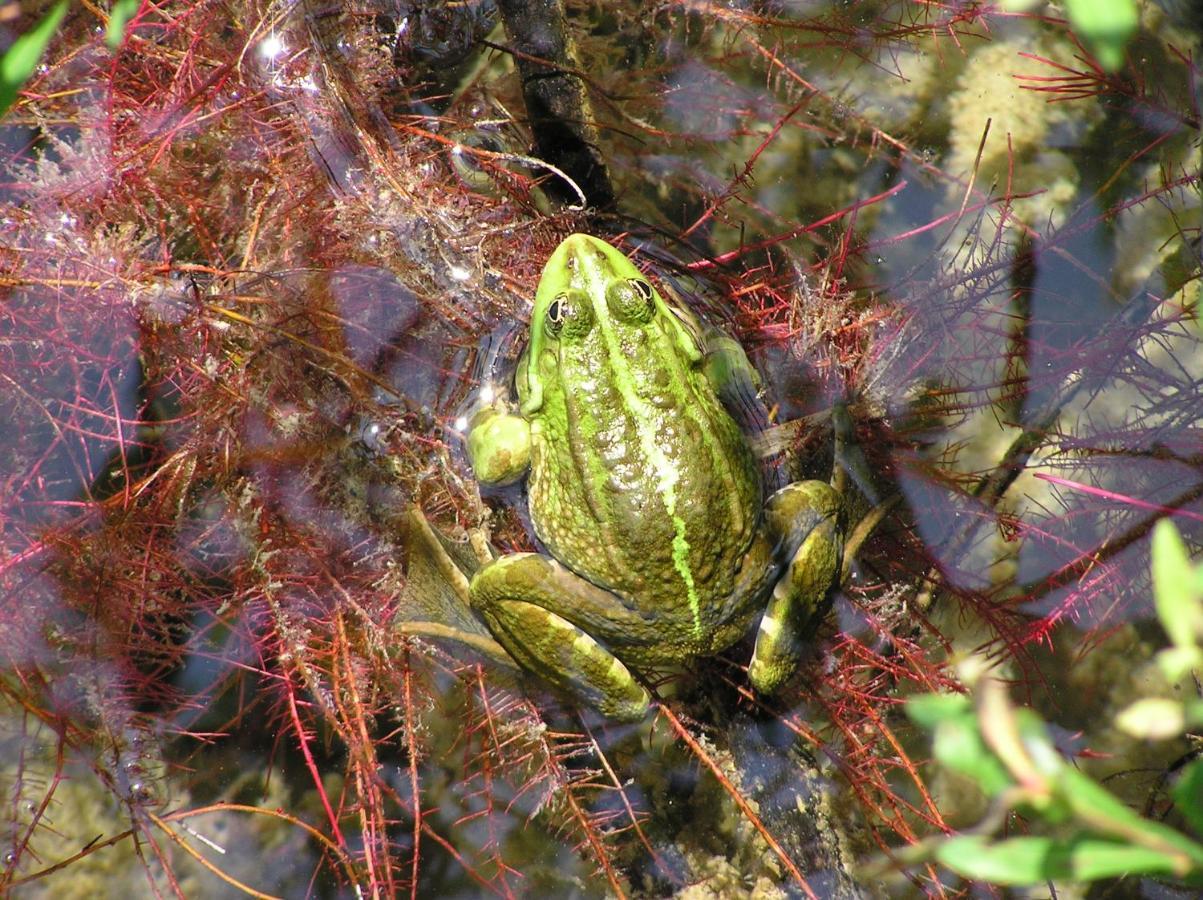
[747,595,803,695]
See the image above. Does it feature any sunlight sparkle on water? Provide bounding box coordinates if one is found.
[455,384,495,430]
[259,33,285,61]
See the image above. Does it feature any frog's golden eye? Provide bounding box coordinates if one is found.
[545,293,568,335]
[545,290,593,339]
[606,277,656,323]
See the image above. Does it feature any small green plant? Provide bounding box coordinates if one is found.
[0,1,137,120]
[106,0,140,48]
[1002,0,1139,71]
[1118,521,1203,740]
[0,1,67,118]
[894,519,1203,888]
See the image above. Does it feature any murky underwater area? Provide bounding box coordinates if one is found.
[1,1,1200,897]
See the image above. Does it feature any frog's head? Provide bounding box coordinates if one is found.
[521,234,702,414]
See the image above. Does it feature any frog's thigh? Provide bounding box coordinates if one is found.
[748,480,843,695]
[470,554,651,722]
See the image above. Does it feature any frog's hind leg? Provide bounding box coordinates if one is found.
[748,480,843,695]
[469,554,651,722]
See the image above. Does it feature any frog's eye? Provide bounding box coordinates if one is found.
[606,277,656,323]
[544,290,593,339]
[546,293,568,335]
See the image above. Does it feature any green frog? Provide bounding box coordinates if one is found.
[466,234,842,721]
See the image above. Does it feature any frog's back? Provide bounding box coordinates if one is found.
[526,326,762,648]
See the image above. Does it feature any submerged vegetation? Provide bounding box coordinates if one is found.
[1,1,1199,896]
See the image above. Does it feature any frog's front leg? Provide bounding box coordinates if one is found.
[469,554,651,721]
[465,407,531,486]
[748,480,843,695]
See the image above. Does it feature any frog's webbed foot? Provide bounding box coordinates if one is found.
[748,480,843,695]
[469,554,651,722]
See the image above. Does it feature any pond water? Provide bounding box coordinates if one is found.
[1,2,1200,897]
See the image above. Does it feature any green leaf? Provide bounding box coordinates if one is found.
[0,1,68,119]
[935,834,1052,884]
[1152,519,1203,649]
[1060,835,1193,881]
[908,692,1016,795]
[1172,759,1203,839]
[1158,646,1203,685]
[1056,766,1203,867]
[1064,0,1139,72]
[936,834,1192,884]
[107,0,141,49]
[905,692,971,729]
[1014,706,1063,777]
[931,717,1013,796]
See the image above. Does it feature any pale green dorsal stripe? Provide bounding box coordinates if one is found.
[579,250,703,636]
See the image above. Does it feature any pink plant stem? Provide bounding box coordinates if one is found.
[286,685,346,847]
[1034,473,1203,524]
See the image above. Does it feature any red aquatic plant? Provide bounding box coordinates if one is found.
[1,1,1199,897]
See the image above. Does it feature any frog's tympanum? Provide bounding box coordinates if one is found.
[466,234,842,721]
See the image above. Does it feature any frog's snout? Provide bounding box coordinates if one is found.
[550,233,608,270]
